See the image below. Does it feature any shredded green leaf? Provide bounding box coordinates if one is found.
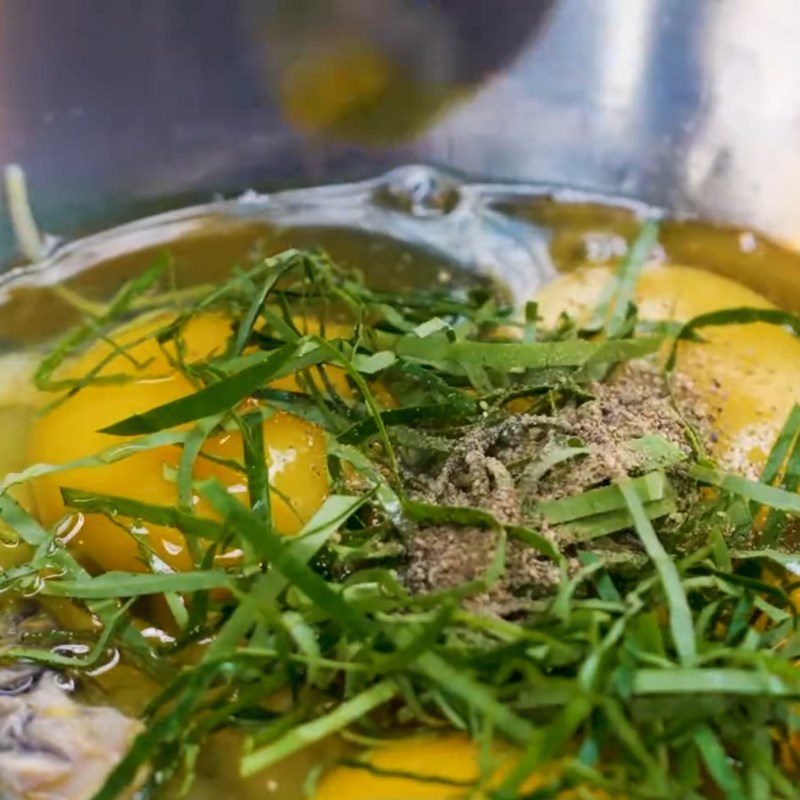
[0,244,795,800]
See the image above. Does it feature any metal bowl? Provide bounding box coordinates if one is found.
[2,0,800,268]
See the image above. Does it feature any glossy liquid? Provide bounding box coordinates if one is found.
[1,192,799,799]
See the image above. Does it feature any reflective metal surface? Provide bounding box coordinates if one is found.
[0,166,565,308]
[2,0,800,265]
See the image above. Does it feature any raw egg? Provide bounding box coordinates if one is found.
[312,735,550,800]
[536,264,800,473]
[28,312,331,573]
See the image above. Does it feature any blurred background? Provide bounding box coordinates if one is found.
[2,0,800,263]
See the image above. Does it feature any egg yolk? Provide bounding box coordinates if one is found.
[28,312,333,574]
[312,735,554,800]
[535,264,800,472]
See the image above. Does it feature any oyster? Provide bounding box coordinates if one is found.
[0,607,142,800]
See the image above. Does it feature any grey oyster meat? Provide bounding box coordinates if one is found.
[0,606,142,800]
[0,666,142,800]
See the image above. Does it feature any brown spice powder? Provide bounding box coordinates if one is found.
[404,363,709,615]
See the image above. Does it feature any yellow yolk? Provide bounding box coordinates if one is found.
[536,264,800,472]
[312,735,552,800]
[28,312,332,574]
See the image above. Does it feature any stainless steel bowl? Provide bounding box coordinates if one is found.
[2,0,800,265]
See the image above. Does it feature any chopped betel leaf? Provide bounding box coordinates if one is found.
[0,230,800,800]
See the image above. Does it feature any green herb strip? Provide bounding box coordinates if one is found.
[240,680,398,776]
[231,252,302,355]
[201,480,372,638]
[0,495,161,675]
[178,415,225,514]
[204,493,366,671]
[101,339,325,435]
[536,471,667,524]
[60,487,224,541]
[238,410,272,530]
[632,668,797,696]
[377,333,662,372]
[583,220,659,333]
[404,500,561,562]
[91,662,224,800]
[0,430,187,494]
[667,307,800,372]
[338,402,477,445]
[620,480,697,664]
[43,570,230,599]
[414,651,537,745]
[628,434,688,472]
[760,403,800,487]
[556,496,676,542]
[694,726,748,800]
[35,260,166,390]
[690,463,800,514]
[605,219,660,337]
[1,599,135,667]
